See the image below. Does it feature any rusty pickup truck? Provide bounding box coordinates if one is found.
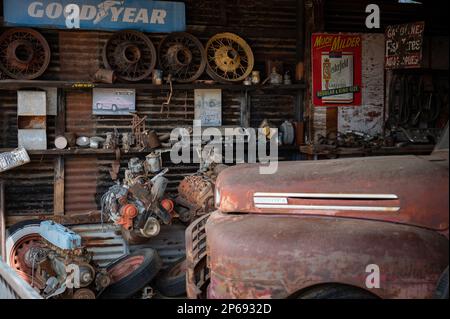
[186,125,449,299]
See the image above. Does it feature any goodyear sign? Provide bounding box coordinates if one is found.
[3,0,186,32]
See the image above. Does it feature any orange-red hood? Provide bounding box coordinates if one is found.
[215,153,449,231]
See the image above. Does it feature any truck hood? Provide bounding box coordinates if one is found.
[215,153,449,231]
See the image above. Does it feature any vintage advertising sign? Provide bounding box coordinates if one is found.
[3,0,186,33]
[385,22,425,69]
[312,33,362,107]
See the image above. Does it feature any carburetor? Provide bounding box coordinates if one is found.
[27,221,110,299]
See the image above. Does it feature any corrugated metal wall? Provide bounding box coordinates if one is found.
[0,0,301,217]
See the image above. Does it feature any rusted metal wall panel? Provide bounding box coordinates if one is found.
[338,34,385,135]
[66,92,95,136]
[0,91,17,148]
[0,158,54,215]
[70,223,128,267]
[65,156,99,215]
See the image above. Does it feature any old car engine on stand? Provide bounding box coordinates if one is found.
[101,155,174,245]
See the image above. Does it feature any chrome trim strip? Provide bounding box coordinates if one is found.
[253,197,289,204]
[254,193,399,200]
[254,204,400,212]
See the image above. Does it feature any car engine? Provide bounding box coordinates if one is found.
[26,221,111,299]
[101,157,174,244]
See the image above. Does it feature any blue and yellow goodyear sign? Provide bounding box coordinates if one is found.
[3,0,186,32]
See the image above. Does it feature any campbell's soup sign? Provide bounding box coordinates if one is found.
[3,0,186,32]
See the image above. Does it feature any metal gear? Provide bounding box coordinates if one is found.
[103,30,157,82]
[205,33,254,83]
[0,28,51,80]
[158,32,206,83]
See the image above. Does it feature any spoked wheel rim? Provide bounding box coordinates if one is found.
[0,28,51,79]
[206,32,254,83]
[103,30,157,82]
[108,255,145,284]
[158,32,206,83]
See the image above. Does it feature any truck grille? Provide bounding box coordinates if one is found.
[185,213,211,299]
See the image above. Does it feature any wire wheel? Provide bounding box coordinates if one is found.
[205,32,254,83]
[103,30,157,82]
[0,28,51,80]
[159,32,206,83]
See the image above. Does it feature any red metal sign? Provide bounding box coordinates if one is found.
[312,33,362,107]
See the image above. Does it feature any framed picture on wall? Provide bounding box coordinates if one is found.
[93,88,136,115]
[194,89,222,126]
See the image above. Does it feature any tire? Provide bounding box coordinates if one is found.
[5,220,42,267]
[96,103,102,110]
[298,284,378,300]
[155,258,187,297]
[112,104,118,112]
[101,249,162,299]
[435,267,449,299]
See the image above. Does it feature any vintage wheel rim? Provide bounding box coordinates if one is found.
[9,234,44,282]
[206,32,254,83]
[158,32,206,83]
[103,30,156,82]
[108,255,145,284]
[0,28,51,80]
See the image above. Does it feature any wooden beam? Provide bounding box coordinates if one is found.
[326,107,338,139]
[53,156,65,216]
[53,89,66,216]
[240,90,250,128]
[55,88,66,136]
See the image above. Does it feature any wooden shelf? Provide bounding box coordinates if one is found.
[0,80,306,91]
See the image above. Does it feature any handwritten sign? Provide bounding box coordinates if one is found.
[385,22,425,69]
[194,89,222,127]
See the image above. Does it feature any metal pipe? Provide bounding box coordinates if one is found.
[0,181,6,262]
